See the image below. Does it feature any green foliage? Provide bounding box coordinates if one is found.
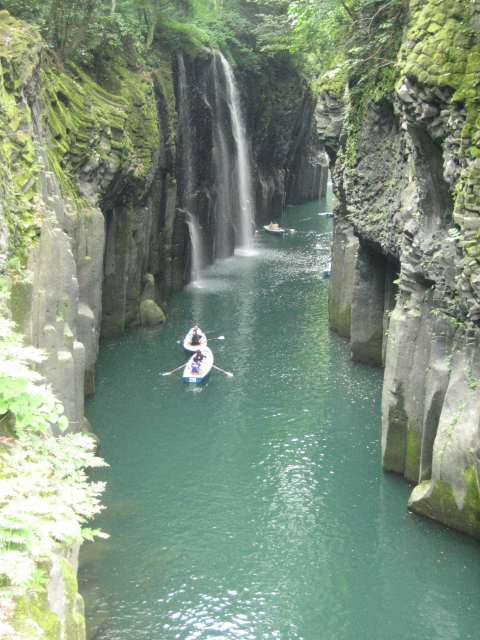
[0,311,108,606]
[0,0,262,69]
[0,0,177,65]
[249,0,407,87]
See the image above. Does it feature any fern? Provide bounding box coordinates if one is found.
[0,304,108,608]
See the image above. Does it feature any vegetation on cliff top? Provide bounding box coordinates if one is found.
[0,0,264,68]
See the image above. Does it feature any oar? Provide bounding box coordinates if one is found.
[213,364,234,378]
[161,362,187,376]
[176,335,225,343]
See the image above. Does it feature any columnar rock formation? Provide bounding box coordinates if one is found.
[323,0,480,538]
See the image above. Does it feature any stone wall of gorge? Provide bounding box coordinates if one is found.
[322,0,480,539]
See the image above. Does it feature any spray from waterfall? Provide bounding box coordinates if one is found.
[218,53,255,250]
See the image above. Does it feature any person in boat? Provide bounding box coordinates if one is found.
[269,222,280,230]
[190,327,201,346]
[193,350,205,363]
[191,361,200,374]
[191,350,204,374]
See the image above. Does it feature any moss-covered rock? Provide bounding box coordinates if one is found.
[139,298,166,326]
[10,554,86,640]
[12,591,61,639]
[0,12,43,268]
[409,466,480,539]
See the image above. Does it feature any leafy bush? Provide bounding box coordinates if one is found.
[0,314,107,601]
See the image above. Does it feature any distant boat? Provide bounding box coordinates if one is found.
[183,326,207,353]
[182,347,214,384]
[318,211,333,218]
[263,223,286,235]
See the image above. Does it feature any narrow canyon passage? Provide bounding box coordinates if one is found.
[79,197,480,640]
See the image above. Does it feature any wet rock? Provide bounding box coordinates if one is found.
[139,298,166,326]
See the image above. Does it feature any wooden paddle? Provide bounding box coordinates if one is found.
[161,363,187,376]
[213,364,234,378]
[176,335,225,344]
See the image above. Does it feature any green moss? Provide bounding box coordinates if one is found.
[0,10,164,273]
[399,0,480,163]
[13,590,61,639]
[313,64,348,99]
[463,465,480,530]
[405,426,422,482]
[411,470,480,539]
[343,64,399,168]
[60,558,86,640]
[9,278,33,330]
[344,97,365,168]
[54,62,158,184]
[10,558,86,639]
[0,13,43,266]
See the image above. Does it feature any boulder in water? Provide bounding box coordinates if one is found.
[140,299,166,326]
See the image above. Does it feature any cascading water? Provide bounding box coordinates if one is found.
[212,56,234,259]
[185,212,204,283]
[218,53,255,250]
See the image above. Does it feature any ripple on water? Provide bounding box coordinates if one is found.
[81,198,480,640]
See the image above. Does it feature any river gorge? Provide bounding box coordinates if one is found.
[2,1,480,638]
[80,198,480,640]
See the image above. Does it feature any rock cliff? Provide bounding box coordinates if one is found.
[323,0,480,538]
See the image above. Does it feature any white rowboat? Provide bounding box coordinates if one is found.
[263,224,286,235]
[182,347,214,384]
[183,327,207,353]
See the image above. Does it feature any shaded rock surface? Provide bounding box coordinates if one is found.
[321,0,480,538]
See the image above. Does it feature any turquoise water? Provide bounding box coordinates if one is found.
[80,197,480,640]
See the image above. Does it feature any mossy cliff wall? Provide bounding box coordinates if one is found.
[1,10,178,426]
[323,0,480,538]
[0,12,177,636]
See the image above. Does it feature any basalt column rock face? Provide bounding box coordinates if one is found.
[245,55,323,221]
[100,57,177,337]
[2,12,178,412]
[319,0,480,538]
[328,220,359,339]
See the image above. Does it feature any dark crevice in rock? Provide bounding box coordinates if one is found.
[408,123,454,232]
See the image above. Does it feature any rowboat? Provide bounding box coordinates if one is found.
[263,223,286,235]
[183,326,207,353]
[182,347,214,384]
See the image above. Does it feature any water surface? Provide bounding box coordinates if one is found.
[80,197,480,640]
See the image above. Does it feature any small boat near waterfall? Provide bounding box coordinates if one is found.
[183,327,208,353]
[263,223,286,236]
[182,347,214,384]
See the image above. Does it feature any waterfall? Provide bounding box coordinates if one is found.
[218,53,255,249]
[177,53,195,211]
[177,54,203,282]
[185,212,204,283]
[213,56,233,258]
